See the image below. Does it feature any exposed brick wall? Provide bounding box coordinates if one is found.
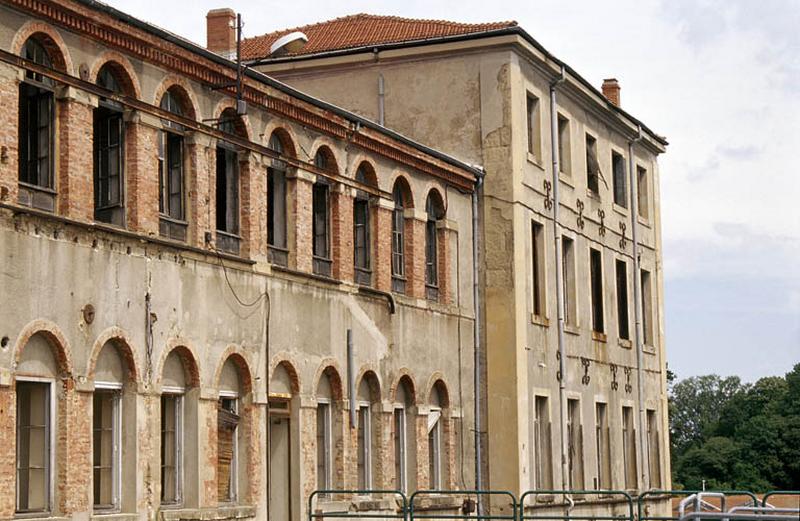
[0,65,20,205]
[56,97,93,222]
[289,173,313,272]
[406,218,426,299]
[125,118,159,235]
[202,398,219,507]
[239,154,260,257]
[187,139,212,246]
[415,413,429,490]
[437,227,452,305]
[374,205,392,292]
[330,189,354,282]
[60,387,91,514]
[299,406,316,517]
[0,386,16,517]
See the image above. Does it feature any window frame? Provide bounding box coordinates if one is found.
[391,186,406,293]
[595,402,611,490]
[15,377,55,516]
[393,405,407,494]
[356,402,372,490]
[217,391,239,504]
[590,248,605,334]
[316,399,333,494]
[566,398,584,490]
[612,150,627,208]
[531,220,545,319]
[532,395,553,489]
[621,405,638,490]
[160,389,184,507]
[215,141,241,252]
[646,409,662,488]
[636,165,650,220]
[641,269,654,347]
[526,92,540,158]
[585,134,601,195]
[616,259,630,341]
[93,104,125,225]
[557,114,572,175]
[427,407,442,490]
[353,193,372,286]
[562,235,577,327]
[92,382,123,513]
[312,180,332,276]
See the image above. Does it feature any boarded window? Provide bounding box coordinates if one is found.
[590,248,605,333]
[641,269,654,346]
[562,237,577,326]
[622,406,637,489]
[531,221,545,317]
[616,260,630,340]
[612,151,626,207]
[637,166,650,219]
[567,398,584,489]
[16,381,51,513]
[647,409,662,488]
[595,403,611,489]
[533,396,553,489]
[558,114,571,175]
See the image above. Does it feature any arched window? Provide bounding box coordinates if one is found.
[393,378,416,494]
[269,362,296,519]
[218,357,247,503]
[356,373,380,490]
[427,384,446,489]
[158,87,187,241]
[92,340,136,513]
[93,64,126,226]
[267,132,289,265]
[353,163,376,286]
[425,191,445,300]
[391,181,407,293]
[215,108,244,254]
[18,37,56,211]
[312,149,332,276]
[315,373,334,494]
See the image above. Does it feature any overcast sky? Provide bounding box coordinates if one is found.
[104,0,799,383]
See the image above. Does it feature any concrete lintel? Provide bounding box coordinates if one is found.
[55,85,98,107]
[403,208,427,221]
[288,169,316,183]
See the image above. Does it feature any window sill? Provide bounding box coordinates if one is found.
[586,189,601,201]
[619,338,633,349]
[272,263,342,286]
[564,324,580,336]
[531,313,549,327]
[559,172,574,188]
[644,344,657,355]
[14,516,68,521]
[592,331,607,343]
[91,513,137,521]
[158,506,256,521]
[638,215,652,228]
[526,152,545,171]
[612,203,629,217]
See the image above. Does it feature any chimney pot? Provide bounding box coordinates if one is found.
[207,8,236,59]
[602,78,621,107]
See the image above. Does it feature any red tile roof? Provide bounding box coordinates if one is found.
[242,13,517,60]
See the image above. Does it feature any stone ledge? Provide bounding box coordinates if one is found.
[158,505,256,521]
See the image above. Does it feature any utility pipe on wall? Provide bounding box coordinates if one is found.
[472,169,485,512]
[378,74,385,126]
[347,329,356,428]
[549,64,570,492]
[628,125,649,489]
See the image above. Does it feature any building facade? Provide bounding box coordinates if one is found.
[0,2,481,521]
[248,14,671,514]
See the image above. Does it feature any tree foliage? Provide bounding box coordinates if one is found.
[669,363,800,491]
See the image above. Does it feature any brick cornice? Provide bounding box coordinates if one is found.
[3,0,476,191]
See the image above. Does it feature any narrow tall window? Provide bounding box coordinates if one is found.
[93,389,121,511]
[641,269,654,346]
[527,93,540,157]
[637,166,650,220]
[215,112,240,254]
[161,394,182,504]
[612,151,626,207]
[391,183,406,293]
[428,386,445,490]
[622,406,638,490]
[646,410,662,488]
[586,134,601,195]
[312,180,331,276]
[567,398,584,489]
[267,133,288,265]
[590,248,605,334]
[595,403,611,489]
[16,381,51,513]
[533,396,553,489]
[353,164,373,285]
[616,260,630,341]
[217,396,239,502]
[531,221,545,318]
[425,193,444,300]
[357,404,371,490]
[18,38,55,212]
[393,407,407,493]
[316,401,332,493]
[94,66,125,226]
[558,114,571,175]
[562,237,577,326]
[158,89,186,241]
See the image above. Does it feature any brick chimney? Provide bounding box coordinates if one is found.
[602,78,620,107]
[207,8,236,59]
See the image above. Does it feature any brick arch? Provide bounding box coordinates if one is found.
[424,185,446,219]
[389,369,417,405]
[214,346,254,395]
[268,353,301,395]
[312,359,345,401]
[86,327,140,383]
[212,98,253,140]
[311,142,340,175]
[347,154,380,185]
[88,51,142,99]
[390,172,414,208]
[355,367,382,402]
[152,75,200,121]
[12,319,73,377]
[263,123,298,158]
[155,339,201,389]
[423,373,452,408]
[11,21,74,75]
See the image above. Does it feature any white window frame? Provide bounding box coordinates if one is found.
[93,381,123,512]
[316,399,333,492]
[427,407,442,489]
[15,376,55,517]
[393,405,407,494]
[161,386,184,506]
[219,390,239,503]
[357,402,372,490]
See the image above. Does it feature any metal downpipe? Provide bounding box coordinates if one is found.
[472,169,485,513]
[549,65,569,492]
[628,125,649,489]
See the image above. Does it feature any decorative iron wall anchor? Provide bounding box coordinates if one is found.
[619,221,627,249]
[610,363,619,391]
[598,209,606,236]
[543,179,553,210]
[576,199,585,229]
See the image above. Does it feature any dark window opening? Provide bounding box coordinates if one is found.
[558,114,571,175]
[158,89,187,241]
[312,181,331,276]
[215,145,240,254]
[391,184,406,293]
[586,134,602,195]
[567,398,584,489]
[425,193,443,300]
[637,166,650,220]
[527,94,539,156]
[16,381,51,514]
[353,164,373,286]
[595,402,611,489]
[612,151,627,207]
[531,221,544,317]
[641,269,654,346]
[562,236,576,326]
[268,134,289,265]
[616,259,630,340]
[93,107,124,226]
[590,248,604,333]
